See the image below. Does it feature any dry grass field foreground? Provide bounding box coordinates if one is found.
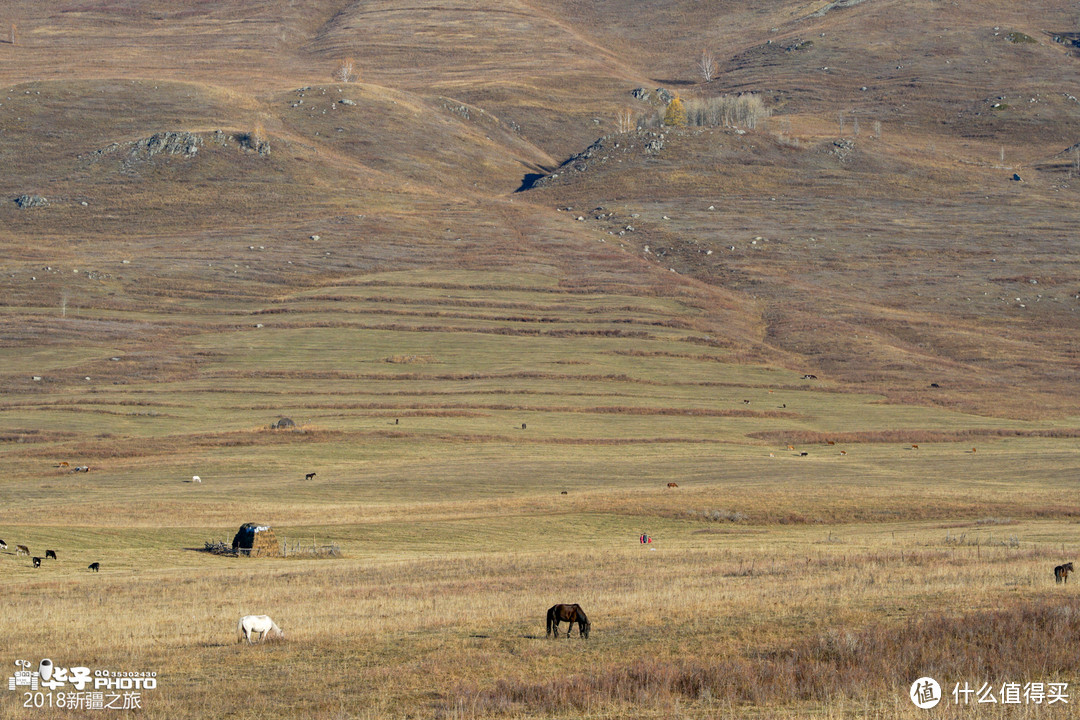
[2,270,1080,718]
[1,0,1079,717]
[4,514,1080,719]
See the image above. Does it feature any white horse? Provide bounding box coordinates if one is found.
[237,615,283,644]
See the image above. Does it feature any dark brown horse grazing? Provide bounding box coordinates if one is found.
[1055,562,1073,584]
[546,604,590,639]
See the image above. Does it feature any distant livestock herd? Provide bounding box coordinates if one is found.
[2,539,100,571]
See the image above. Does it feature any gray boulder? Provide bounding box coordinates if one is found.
[14,194,47,208]
[130,132,203,160]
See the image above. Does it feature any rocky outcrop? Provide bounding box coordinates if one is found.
[83,129,270,167]
[631,87,675,106]
[14,194,47,208]
[530,130,669,188]
[129,131,203,159]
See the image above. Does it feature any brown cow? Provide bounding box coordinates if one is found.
[15,544,29,556]
[667,482,679,488]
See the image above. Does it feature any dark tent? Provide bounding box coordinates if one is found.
[232,523,280,557]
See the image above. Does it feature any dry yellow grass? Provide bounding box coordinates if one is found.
[2,1,1079,717]
[3,511,1080,718]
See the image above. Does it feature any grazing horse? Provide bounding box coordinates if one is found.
[32,557,41,568]
[45,550,56,560]
[304,472,316,481]
[16,544,29,556]
[546,604,590,639]
[88,562,100,572]
[237,615,284,644]
[1055,562,1073,584]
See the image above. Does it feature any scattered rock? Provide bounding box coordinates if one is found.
[14,194,47,209]
[631,88,650,101]
[130,131,203,159]
[828,138,855,161]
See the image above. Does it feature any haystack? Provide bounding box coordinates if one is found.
[232,523,280,557]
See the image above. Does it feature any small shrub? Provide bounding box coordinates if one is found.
[1005,31,1036,44]
[702,508,747,523]
[333,58,359,83]
[683,94,769,129]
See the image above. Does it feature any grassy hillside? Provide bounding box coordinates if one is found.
[1,1,1078,717]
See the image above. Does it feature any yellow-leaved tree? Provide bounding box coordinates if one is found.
[664,96,687,127]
